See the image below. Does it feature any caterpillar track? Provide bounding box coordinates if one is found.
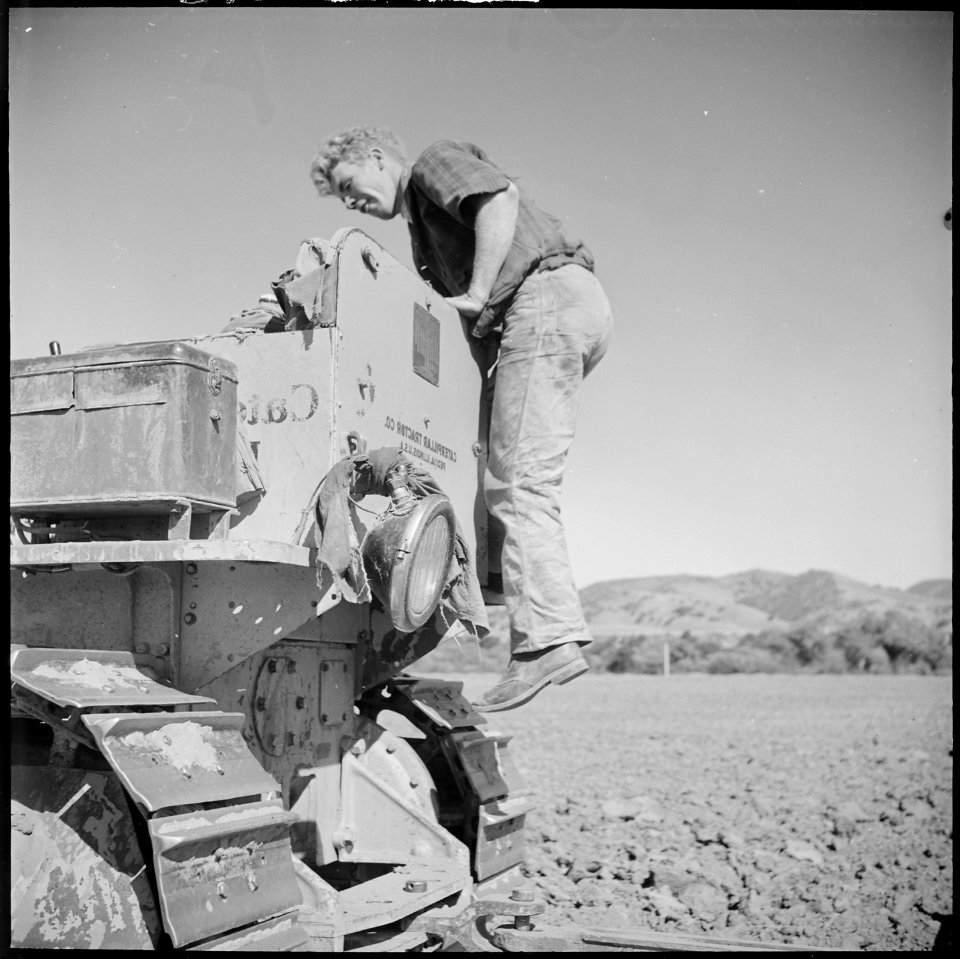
[11,646,305,949]
[10,645,532,951]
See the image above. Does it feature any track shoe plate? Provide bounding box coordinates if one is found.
[10,766,161,949]
[82,711,280,810]
[148,799,301,948]
[10,647,214,709]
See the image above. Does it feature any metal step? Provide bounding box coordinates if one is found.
[82,711,280,810]
[148,799,302,949]
[10,647,215,710]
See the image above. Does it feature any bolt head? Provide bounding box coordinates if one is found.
[511,887,535,902]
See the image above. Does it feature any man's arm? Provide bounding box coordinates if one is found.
[446,182,519,319]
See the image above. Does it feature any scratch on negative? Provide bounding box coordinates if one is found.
[166,95,193,133]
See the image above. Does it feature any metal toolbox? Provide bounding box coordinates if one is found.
[10,341,239,516]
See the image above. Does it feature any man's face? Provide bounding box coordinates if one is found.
[328,150,400,220]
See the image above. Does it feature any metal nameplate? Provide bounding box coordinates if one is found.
[412,304,440,387]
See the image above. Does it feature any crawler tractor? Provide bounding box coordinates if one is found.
[10,230,825,952]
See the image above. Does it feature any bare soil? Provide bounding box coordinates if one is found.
[434,672,953,951]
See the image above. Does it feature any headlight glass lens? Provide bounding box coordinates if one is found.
[405,511,453,624]
[361,494,456,633]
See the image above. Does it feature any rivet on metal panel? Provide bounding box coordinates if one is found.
[404,880,428,894]
[186,563,198,575]
[385,744,397,754]
[409,779,419,789]
[350,740,366,757]
[472,442,483,457]
[184,613,197,625]
[135,644,149,654]
[158,644,170,655]
[228,601,236,608]
[189,602,197,610]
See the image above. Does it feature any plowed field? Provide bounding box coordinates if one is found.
[438,673,953,951]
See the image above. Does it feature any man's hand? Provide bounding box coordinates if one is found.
[444,292,486,319]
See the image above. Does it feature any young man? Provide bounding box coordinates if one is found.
[310,127,613,711]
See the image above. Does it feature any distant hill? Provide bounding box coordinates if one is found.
[579,569,952,639]
[416,569,952,672]
[907,579,954,601]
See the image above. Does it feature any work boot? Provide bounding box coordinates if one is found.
[475,641,589,712]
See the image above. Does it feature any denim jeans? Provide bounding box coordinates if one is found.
[484,264,613,655]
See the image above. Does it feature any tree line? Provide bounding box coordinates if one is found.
[589,610,952,676]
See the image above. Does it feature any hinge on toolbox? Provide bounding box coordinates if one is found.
[208,363,223,396]
[82,711,280,810]
[148,799,301,949]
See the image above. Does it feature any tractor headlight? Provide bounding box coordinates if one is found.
[361,494,456,633]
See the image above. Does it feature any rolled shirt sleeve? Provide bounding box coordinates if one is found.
[406,140,595,338]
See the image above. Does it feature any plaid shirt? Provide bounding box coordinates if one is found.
[405,140,595,338]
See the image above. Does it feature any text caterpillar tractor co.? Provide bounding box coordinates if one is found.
[10,230,824,953]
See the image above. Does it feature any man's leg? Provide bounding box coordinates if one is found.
[477,266,612,710]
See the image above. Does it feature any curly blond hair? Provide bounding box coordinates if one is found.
[309,126,408,197]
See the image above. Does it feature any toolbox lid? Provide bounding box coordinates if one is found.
[10,340,238,381]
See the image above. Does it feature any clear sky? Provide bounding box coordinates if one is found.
[8,7,953,591]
